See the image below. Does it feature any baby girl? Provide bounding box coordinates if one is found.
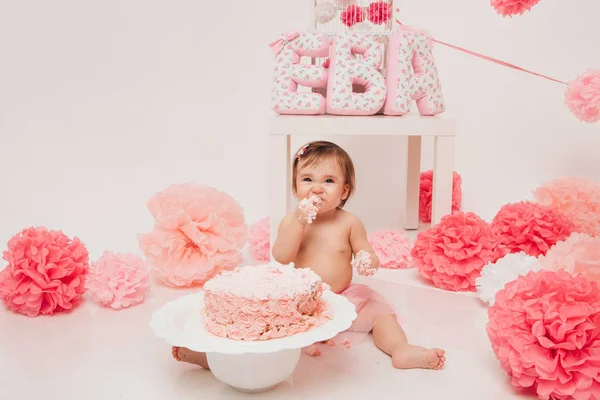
[173,141,445,371]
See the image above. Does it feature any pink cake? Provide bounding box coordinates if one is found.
[202,264,331,341]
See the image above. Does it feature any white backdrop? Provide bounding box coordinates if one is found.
[1,0,599,262]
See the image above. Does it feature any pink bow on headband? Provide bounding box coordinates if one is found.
[268,31,300,55]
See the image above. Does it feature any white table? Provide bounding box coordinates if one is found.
[268,114,456,251]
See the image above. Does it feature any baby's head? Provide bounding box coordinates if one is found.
[292,141,356,212]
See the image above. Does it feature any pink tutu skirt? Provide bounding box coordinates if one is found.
[340,283,400,333]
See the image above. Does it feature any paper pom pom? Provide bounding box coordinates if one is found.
[367,229,412,269]
[533,176,600,236]
[315,1,336,24]
[411,212,507,291]
[138,183,248,287]
[539,232,600,283]
[565,69,600,123]
[475,252,541,305]
[490,0,540,17]
[491,201,575,257]
[340,4,364,27]
[419,170,462,223]
[85,252,150,309]
[248,217,270,263]
[0,227,89,317]
[487,269,600,399]
[367,1,392,25]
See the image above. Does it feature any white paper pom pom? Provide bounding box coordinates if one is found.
[315,1,337,24]
[475,252,541,305]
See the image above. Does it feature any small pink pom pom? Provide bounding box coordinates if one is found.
[419,170,462,223]
[487,269,600,399]
[248,217,270,263]
[340,4,364,27]
[491,201,575,257]
[85,251,150,309]
[0,226,89,317]
[411,212,507,292]
[539,232,600,284]
[368,229,412,269]
[533,176,600,236]
[138,183,247,287]
[367,1,392,25]
[565,69,600,123]
[490,0,540,17]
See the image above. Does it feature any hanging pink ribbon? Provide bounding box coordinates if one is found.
[395,19,567,85]
[268,31,300,55]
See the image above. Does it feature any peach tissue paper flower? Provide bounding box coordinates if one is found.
[85,251,151,310]
[411,212,507,292]
[490,0,541,17]
[491,201,575,257]
[367,229,412,269]
[533,176,600,237]
[565,69,600,123]
[248,217,270,264]
[538,232,600,284]
[138,183,248,288]
[487,269,600,399]
[0,226,89,317]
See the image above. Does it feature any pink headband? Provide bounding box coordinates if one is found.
[295,144,310,161]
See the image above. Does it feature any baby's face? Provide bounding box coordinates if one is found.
[295,156,349,213]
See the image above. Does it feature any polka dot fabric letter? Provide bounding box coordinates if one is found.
[326,33,387,116]
[384,27,445,116]
[270,33,331,115]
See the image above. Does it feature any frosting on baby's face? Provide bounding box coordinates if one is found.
[295,156,350,213]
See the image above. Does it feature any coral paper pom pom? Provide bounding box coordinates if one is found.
[85,252,150,309]
[419,170,462,223]
[487,269,600,399]
[138,183,248,287]
[491,201,575,257]
[411,212,507,291]
[490,0,540,17]
[565,69,600,123]
[475,252,541,305]
[248,217,270,263]
[533,176,600,236]
[539,232,600,284]
[367,1,392,25]
[340,5,364,27]
[0,227,89,317]
[367,229,412,269]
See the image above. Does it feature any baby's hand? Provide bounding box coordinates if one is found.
[296,195,322,225]
[352,250,377,276]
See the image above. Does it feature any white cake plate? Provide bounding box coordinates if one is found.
[150,290,357,393]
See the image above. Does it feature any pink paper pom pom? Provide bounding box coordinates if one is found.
[539,232,600,284]
[248,217,270,263]
[0,227,89,317]
[85,251,150,309]
[490,0,540,17]
[411,212,507,291]
[367,1,392,25]
[565,69,600,123]
[487,269,600,399]
[491,201,575,257]
[138,183,248,287]
[368,229,412,269]
[533,176,600,236]
[419,170,462,223]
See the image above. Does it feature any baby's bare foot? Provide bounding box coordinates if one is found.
[171,346,210,370]
[392,345,445,370]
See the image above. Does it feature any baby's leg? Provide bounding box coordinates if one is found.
[372,314,445,370]
[171,347,210,370]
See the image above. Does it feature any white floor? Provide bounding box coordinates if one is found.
[0,262,535,400]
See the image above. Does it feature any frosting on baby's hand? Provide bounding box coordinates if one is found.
[352,250,377,276]
[297,195,321,224]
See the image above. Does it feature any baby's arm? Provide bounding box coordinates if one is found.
[349,217,380,276]
[271,212,306,264]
